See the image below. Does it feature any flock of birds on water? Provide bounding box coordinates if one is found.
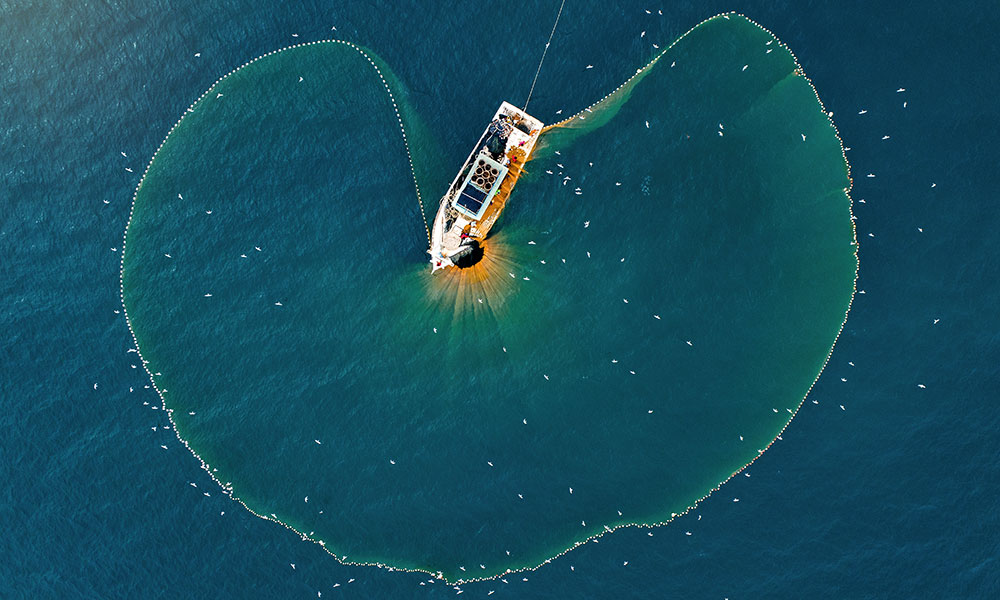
[102,8,943,595]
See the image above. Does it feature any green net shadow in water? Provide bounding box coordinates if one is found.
[122,15,857,584]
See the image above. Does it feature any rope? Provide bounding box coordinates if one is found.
[523,0,566,112]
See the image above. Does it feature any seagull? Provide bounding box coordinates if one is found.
[164,253,172,258]
[522,418,527,425]
[93,383,98,390]
[569,487,573,494]
[298,76,303,82]
[204,293,212,297]
[543,374,549,380]
[584,221,590,228]
[487,461,493,467]
[882,135,890,140]
[645,121,650,128]
[254,246,261,251]
[217,93,223,98]
[686,340,693,346]
[586,65,594,69]
[103,199,110,204]
[742,64,748,71]
[304,496,308,503]
[274,302,282,306]
[933,319,940,324]
[897,87,906,92]
[125,167,133,172]
[801,134,807,141]
[290,564,296,570]
[858,109,868,114]
[389,459,395,465]
[120,151,127,157]
[917,384,926,389]
[653,315,661,319]
[314,439,322,444]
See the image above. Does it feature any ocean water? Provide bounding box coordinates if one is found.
[3,1,999,598]
[121,14,855,581]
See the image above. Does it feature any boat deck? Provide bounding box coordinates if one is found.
[470,147,526,239]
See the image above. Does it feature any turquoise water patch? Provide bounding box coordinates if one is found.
[122,16,856,582]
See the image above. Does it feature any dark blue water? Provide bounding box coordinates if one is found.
[3,1,998,598]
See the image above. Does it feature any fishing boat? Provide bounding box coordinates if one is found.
[429,102,544,271]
